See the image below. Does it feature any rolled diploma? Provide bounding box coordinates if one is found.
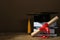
[31,16,59,36]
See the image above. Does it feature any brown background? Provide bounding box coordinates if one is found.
[0,0,60,32]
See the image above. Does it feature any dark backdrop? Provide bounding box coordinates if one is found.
[0,0,60,32]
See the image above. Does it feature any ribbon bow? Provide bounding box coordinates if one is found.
[39,23,50,38]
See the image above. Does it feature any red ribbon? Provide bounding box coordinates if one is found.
[39,23,50,38]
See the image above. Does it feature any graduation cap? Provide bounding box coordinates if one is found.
[27,12,58,34]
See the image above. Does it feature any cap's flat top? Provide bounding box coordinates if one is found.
[27,12,58,16]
